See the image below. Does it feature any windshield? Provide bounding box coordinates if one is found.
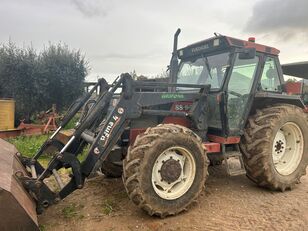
[177,52,230,90]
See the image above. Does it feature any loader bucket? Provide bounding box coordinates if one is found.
[0,139,39,231]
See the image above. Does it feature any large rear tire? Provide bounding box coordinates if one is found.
[123,124,209,217]
[101,161,123,178]
[240,104,308,191]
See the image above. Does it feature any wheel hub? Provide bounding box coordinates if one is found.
[274,140,285,153]
[273,130,286,160]
[272,122,304,176]
[160,159,182,183]
[151,146,196,200]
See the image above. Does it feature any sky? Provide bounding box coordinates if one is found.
[1,0,308,82]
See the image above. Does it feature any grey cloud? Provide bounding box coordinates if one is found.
[246,0,308,38]
[71,0,115,17]
[91,52,162,61]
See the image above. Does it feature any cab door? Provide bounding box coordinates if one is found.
[226,54,260,135]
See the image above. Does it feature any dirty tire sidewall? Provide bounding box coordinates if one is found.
[240,104,308,191]
[123,124,209,217]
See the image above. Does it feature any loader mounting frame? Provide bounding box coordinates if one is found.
[16,73,210,213]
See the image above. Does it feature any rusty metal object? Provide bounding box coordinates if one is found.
[0,122,58,139]
[0,103,59,139]
[0,128,24,139]
[0,139,39,231]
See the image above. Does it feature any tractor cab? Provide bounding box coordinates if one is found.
[173,35,288,138]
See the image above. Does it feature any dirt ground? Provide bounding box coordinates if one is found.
[39,165,308,231]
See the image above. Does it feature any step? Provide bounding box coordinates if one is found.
[223,151,246,176]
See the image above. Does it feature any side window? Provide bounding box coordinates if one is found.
[227,55,259,130]
[228,56,259,94]
[260,57,281,92]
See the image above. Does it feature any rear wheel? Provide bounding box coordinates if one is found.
[101,148,123,178]
[240,104,308,191]
[123,124,209,217]
[101,161,122,178]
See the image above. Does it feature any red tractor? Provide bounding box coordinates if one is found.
[1,29,308,230]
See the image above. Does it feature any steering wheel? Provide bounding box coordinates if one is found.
[228,90,242,97]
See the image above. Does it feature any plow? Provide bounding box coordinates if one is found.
[1,29,308,230]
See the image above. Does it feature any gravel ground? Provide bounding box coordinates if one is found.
[39,165,308,231]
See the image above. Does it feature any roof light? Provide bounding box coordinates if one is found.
[248,37,255,42]
[213,39,220,46]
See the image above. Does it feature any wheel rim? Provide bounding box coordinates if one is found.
[151,146,196,200]
[272,122,304,176]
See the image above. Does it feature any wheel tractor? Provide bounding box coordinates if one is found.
[1,29,308,230]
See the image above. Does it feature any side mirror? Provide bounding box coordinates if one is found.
[238,48,256,59]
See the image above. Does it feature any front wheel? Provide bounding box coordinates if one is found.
[123,124,209,217]
[240,104,308,191]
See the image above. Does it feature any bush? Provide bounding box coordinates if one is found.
[0,42,89,123]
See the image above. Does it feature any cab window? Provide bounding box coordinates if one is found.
[227,55,259,130]
[260,57,281,92]
[177,52,230,90]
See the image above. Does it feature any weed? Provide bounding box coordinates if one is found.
[78,144,90,162]
[101,198,119,215]
[63,113,80,130]
[39,224,46,231]
[6,133,89,167]
[61,203,84,219]
[7,134,49,157]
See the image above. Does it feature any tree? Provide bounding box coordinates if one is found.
[37,43,88,111]
[286,78,298,83]
[0,42,38,121]
[0,42,89,123]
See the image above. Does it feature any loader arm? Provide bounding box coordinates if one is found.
[13,73,209,216]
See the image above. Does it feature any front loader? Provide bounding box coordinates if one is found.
[1,29,308,230]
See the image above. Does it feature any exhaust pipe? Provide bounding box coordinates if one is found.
[169,28,181,91]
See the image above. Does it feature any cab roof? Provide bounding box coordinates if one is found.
[178,35,280,59]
